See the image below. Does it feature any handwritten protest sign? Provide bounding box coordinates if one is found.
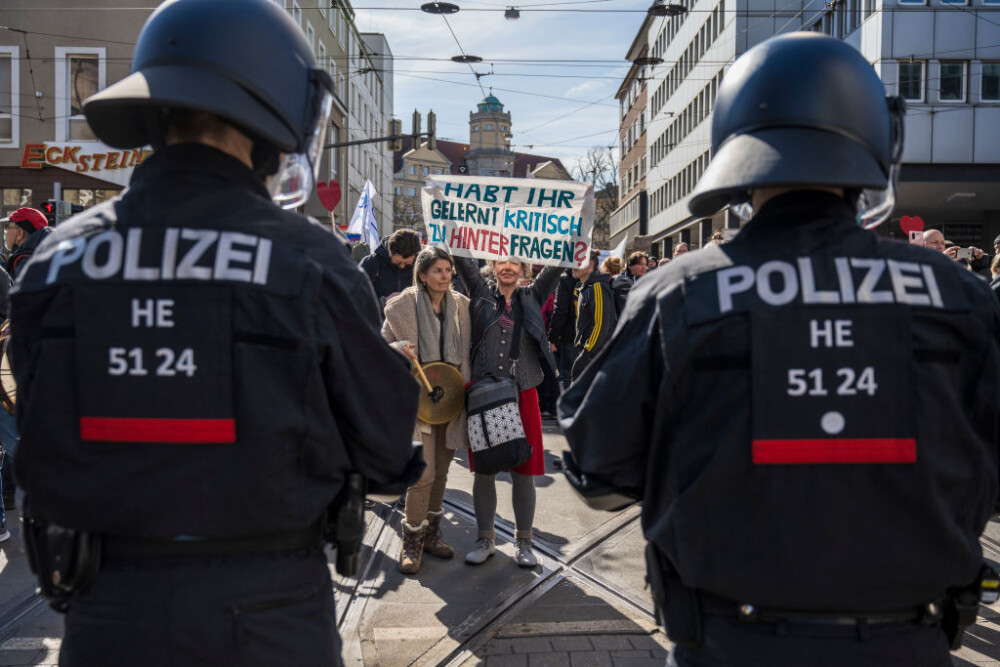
[421,175,595,268]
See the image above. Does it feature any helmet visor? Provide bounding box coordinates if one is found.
[267,75,335,209]
[856,96,906,230]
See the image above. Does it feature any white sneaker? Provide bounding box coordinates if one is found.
[515,538,537,567]
[0,529,10,543]
[465,538,495,565]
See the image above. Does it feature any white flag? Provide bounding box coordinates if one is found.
[347,180,380,250]
[596,236,628,268]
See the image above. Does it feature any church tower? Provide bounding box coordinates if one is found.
[466,91,514,177]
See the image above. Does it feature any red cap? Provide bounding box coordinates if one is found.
[8,207,49,233]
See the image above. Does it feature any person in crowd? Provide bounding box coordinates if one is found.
[10,1,420,663]
[4,208,51,280]
[0,260,10,541]
[560,32,1000,667]
[925,229,990,276]
[707,231,727,247]
[648,256,660,270]
[546,269,578,392]
[538,290,560,419]
[360,228,422,310]
[454,256,561,568]
[382,247,471,575]
[571,250,616,381]
[600,255,623,277]
[612,251,649,315]
[990,253,1000,296]
[672,242,689,258]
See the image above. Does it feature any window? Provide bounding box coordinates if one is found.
[898,61,924,101]
[406,187,417,197]
[338,10,345,47]
[328,127,338,180]
[939,61,965,101]
[2,188,32,220]
[0,48,18,144]
[306,22,315,55]
[317,41,327,76]
[329,5,337,34]
[291,0,302,26]
[898,0,924,6]
[484,124,494,130]
[56,48,105,141]
[409,165,416,175]
[500,125,507,132]
[983,62,1000,101]
[319,0,327,17]
[422,166,429,175]
[472,125,479,132]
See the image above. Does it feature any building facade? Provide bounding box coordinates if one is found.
[0,0,387,232]
[391,94,571,239]
[610,17,654,253]
[631,0,1000,258]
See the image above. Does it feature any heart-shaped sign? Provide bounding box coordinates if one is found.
[317,180,342,212]
[899,215,924,235]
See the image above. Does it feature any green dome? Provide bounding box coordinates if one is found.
[477,94,504,113]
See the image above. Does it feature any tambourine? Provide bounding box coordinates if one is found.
[0,320,15,414]
[412,360,465,425]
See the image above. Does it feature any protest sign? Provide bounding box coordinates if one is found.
[421,175,595,268]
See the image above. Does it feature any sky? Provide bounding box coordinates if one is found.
[352,0,653,175]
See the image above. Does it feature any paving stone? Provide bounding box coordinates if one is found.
[569,650,612,666]
[610,650,652,658]
[528,652,571,667]
[510,637,554,654]
[611,658,665,667]
[628,635,666,651]
[487,654,528,667]
[549,636,594,652]
[483,639,517,655]
[589,635,635,651]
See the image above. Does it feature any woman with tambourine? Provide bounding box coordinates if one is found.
[382,247,471,575]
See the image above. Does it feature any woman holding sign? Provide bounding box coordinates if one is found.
[455,257,562,568]
[382,247,472,575]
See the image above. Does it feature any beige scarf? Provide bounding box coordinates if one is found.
[415,288,463,366]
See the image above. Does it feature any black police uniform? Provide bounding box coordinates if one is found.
[11,143,420,666]
[559,191,1000,667]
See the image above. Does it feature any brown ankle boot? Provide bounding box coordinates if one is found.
[399,520,426,574]
[423,510,455,559]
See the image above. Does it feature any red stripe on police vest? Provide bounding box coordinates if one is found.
[752,438,916,464]
[80,417,236,443]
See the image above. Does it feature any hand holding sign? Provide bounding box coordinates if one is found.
[316,180,342,212]
[900,215,924,245]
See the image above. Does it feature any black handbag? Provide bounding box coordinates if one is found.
[466,296,532,475]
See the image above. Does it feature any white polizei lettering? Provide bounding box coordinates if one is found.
[833,257,856,304]
[252,238,273,286]
[835,320,854,347]
[797,257,839,304]
[132,299,155,327]
[81,231,123,280]
[161,228,179,280]
[921,265,944,308]
[214,232,256,283]
[176,229,217,280]
[717,265,755,313]
[756,260,798,306]
[810,319,834,348]
[123,229,159,280]
[45,238,87,285]
[886,259,931,306]
[850,258,893,303]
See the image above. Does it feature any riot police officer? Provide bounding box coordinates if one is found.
[559,33,1000,667]
[11,0,419,664]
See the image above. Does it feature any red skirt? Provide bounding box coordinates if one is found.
[469,386,546,476]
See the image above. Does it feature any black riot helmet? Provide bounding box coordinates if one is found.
[83,0,334,208]
[688,32,904,228]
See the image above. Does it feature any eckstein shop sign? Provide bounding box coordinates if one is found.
[20,141,152,187]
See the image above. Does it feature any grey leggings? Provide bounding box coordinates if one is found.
[472,471,535,540]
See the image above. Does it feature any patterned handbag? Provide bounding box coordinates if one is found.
[466,375,531,475]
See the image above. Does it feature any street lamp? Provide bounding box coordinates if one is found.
[452,54,484,63]
[633,56,665,67]
[504,6,520,19]
[647,0,687,16]
[421,2,460,14]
